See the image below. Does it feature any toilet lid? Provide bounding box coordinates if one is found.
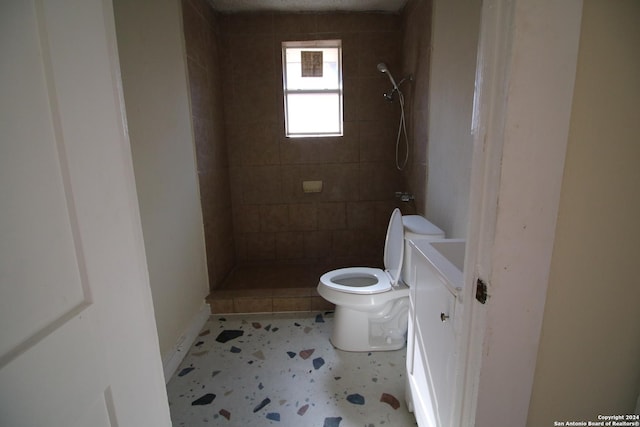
[383,208,404,286]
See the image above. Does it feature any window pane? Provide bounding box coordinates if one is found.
[286,93,341,135]
[282,40,342,138]
[285,47,340,90]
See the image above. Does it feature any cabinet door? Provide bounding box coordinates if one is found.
[413,259,456,427]
[407,264,418,374]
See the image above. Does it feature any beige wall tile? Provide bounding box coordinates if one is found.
[261,204,289,232]
[318,202,347,230]
[359,121,397,163]
[359,162,404,201]
[288,203,317,231]
[240,165,283,204]
[234,297,273,313]
[210,298,234,314]
[184,0,235,291]
[273,13,318,35]
[233,204,261,233]
[245,232,276,260]
[303,230,332,259]
[227,121,280,166]
[273,297,311,312]
[228,34,276,79]
[275,231,305,260]
[273,287,313,297]
[311,296,335,311]
[215,10,409,266]
[346,201,376,229]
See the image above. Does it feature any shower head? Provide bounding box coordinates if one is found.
[377,62,399,101]
[377,62,398,89]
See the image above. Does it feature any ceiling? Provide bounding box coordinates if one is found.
[207,0,408,13]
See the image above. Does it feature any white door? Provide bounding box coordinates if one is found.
[0,1,171,426]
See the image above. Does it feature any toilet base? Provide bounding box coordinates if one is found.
[330,298,409,352]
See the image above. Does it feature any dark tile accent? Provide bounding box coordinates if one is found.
[191,393,216,405]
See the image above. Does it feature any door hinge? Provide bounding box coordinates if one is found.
[476,278,488,304]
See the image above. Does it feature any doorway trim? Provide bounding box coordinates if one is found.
[458,0,583,425]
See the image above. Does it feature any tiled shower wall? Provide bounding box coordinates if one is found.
[401,0,432,215]
[182,1,432,291]
[182,0,235,289]
[220,12,407,268]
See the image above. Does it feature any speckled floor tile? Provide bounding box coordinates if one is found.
[167,312,417,427]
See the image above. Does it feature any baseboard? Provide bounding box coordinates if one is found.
[162,301,210,384]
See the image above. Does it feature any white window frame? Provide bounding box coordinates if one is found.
[282,40,343,138]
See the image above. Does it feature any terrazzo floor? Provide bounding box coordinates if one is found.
[166,311,418,427]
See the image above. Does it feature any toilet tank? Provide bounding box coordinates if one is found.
[401,215,445,285]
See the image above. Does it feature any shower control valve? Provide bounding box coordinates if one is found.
[395,191,414,202]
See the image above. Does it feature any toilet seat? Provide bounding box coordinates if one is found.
[318,208,404,295]
[319,267,391,295]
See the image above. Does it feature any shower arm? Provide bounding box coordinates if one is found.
[383,75,413,102]
[378,62,413,101]
[385,75,413,99]
[396,75,413,88]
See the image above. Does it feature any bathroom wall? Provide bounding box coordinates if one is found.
[423,0,481,238]
[400,0,432,218]
[113,0,209,356]
[527,1,640,422]
[220,12,406,269]
[182,0,236,289]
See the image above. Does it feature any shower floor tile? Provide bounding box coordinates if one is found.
[167,312,417,427]
[207,263,337,314]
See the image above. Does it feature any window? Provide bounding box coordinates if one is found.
[282,40,343,138]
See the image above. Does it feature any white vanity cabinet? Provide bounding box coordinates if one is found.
[406,239,464,427]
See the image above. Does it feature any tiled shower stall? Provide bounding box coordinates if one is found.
[181,0,432,312]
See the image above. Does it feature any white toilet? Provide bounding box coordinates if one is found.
[317,208,445,351]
